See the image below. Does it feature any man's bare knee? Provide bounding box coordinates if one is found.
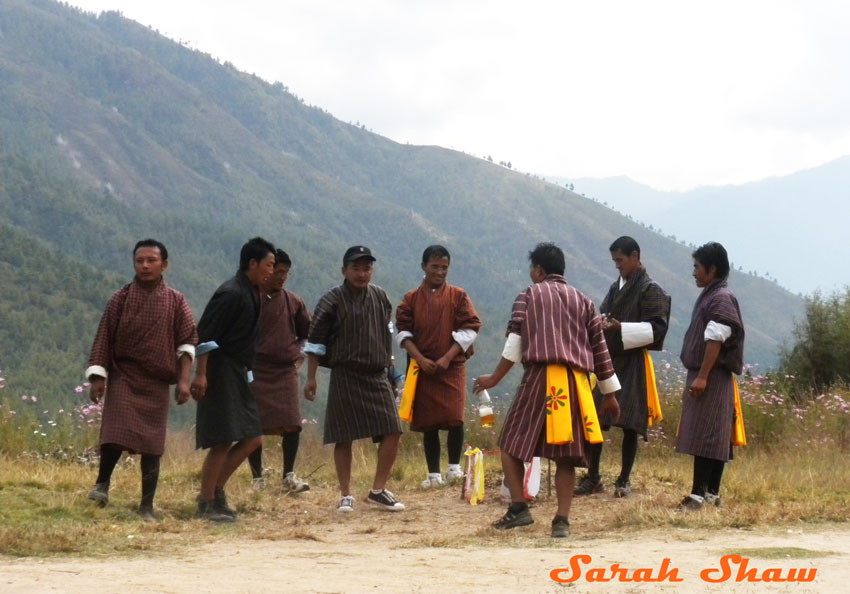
[554,458,576,470]
[242,436,262,451]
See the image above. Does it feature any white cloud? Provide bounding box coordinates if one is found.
[69,0,850,190]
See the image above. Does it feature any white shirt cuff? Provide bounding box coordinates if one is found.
[176,344,196,362]
[501,333,522,364]
[452,329,478,352]
[304,342,327,356]
[704,321,732,342]
[85,365,108,380]
[196,341,219,356]
[621,322,654,350]
[396,330,414,348]
[597,374,621,395]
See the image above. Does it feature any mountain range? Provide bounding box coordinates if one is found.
[0,0,803,407]
[558,156,850,296]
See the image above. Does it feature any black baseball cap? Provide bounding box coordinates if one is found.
[343,245,376,265]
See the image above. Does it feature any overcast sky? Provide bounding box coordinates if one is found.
[68,0,850,191]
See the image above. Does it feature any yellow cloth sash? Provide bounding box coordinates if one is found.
[464,447,485,505]
[398,360,419,422]
[732,375,747,446]
[644,350,663,425]
[545,365,602,445]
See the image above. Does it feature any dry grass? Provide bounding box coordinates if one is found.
[1,425,849,558]
[717,547,840,559]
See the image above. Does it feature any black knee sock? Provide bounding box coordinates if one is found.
[139,454,160,509]
[508,501,528,513]
[707,460,725,496]
[423,430,441,473]
[446,425,464,465]
[96,443,123,485]
[248,445,263,479]
[619,429,639,482]
[692,456,713,497]
[586,442,602,480]
[282,432,300,476]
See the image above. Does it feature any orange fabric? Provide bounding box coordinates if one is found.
[545,364,573,444]
[398,360,419,422]
[545,365,602,444]
[644,350,663,426]
[731,376,746,446]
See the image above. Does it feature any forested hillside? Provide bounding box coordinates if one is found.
[0,220,121,402]
[0,0,802,409]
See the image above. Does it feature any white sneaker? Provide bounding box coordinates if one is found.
[337,495,355,513]
[704,493,721,507]
[251,477,266,491]
[421,473,445,488]
[445,465,464,482]
[284,472,310,493]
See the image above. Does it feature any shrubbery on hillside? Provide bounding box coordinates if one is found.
[781,288,850,392]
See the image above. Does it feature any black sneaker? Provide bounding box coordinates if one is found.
[213,487,237,518]
[87,482,109,507]
[492,506,534,530]
[574,474,604,496]
[613,478,632,498]
[551,515,570,538]
[197,499,236,523]
[366,489,405,511]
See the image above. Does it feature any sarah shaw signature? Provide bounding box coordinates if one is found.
[550,554,817,584]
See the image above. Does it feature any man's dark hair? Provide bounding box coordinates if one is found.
[528,242,565,276]
[275,249,292,267]
[609,236,640,257]
[240,237,275,271]
[421,245,451,266]
[692,241,730,281]
[134,238,168,262]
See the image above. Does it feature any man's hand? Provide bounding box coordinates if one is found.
[434,355,452,371]
[602,316,621,333]
[90,377,106,403]
[176,379,191,405]
[304,377,317,402]
[688,377,707,399]
[473,374,499,392]
[190,374,208,401]
[416,356,438,375]
[601,393,620,422]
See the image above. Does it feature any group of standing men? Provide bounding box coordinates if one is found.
[85,234,745,537]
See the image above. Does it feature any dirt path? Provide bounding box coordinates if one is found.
[3,512,848,593]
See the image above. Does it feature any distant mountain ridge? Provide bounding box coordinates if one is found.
[556,156,850,295]
[0,0,801,403]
